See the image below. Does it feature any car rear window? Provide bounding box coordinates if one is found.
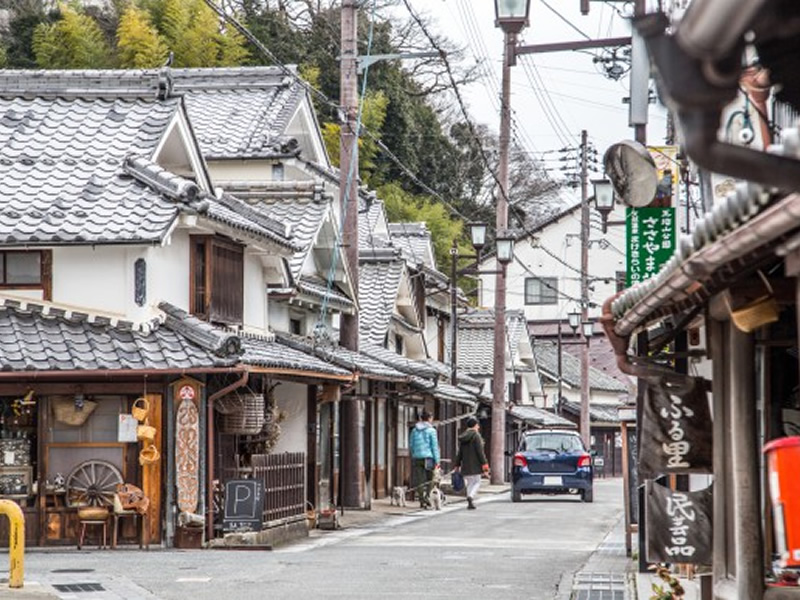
[522,433,584,453]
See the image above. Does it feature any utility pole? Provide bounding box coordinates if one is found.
[339,0,361,508]
[579,129,591,450]
[490,31,516,486]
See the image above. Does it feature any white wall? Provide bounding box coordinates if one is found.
[270,381,308,454]
[479,203,628,323]
[52,246,129,316]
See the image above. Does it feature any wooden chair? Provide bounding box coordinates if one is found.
[77,507,109,550]
[111,489,149,549]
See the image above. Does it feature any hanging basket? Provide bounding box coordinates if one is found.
[138,444,160,466]
[219,392,265,435]
[131,397,150,422]
[52,396,97,427]
[137,424,157,442]
[214,393,245,415]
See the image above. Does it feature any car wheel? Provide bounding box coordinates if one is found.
[581,487,594,503]
[512,487,521,503]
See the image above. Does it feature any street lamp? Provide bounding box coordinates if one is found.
[494,0,531,32]
[582,320,594,339]
[491,0,531,485]
[592,179,625,233]
[495,231,515,265]
[450,223,496,385]
[568,310,581,332]
[468,222,487,252]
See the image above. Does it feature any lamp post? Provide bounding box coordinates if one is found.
[491,0,530,485]
[592,178,626,233]
[450,222,488,385]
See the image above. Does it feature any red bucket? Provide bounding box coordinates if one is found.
[764,436,800,567]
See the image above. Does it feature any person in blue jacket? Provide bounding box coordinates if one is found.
[409,410,440,509]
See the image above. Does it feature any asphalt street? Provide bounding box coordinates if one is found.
[8,478,625,600]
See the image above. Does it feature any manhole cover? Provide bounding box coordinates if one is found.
[51,569,96,574]
[52,583,105,592]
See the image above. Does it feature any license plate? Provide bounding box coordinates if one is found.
[543,476,562,486]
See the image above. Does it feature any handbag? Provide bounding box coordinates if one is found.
[451,470,465,492]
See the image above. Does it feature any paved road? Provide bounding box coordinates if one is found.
[13,479,624,600]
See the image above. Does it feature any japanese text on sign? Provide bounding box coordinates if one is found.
[626,207,675,287]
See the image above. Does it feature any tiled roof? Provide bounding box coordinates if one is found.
[124,157,296,250]
[358,258,405,345]
[456,309,529,376]
[224,183,331,279]
[274,332,408,381]
[561,399,622,424]
[359,343,441,380]
[239,333,352,378]
[0,69,172,100]
[420,359,483,389]
[510,405,576,429]
[171,67,306,159]
[0,93,183,245]
[297,276,353,310]
[533,340,628,393]
[388,222,435,270]
[157,302,241,357]
[0,298,236,372]
[426,381,477,406]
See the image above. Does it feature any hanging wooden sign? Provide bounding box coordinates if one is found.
[645,480,713,565]
[172,378,202,514]
[638,376,713,479]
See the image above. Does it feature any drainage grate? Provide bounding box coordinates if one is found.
[572,572,626,600]
[52,583,105,593]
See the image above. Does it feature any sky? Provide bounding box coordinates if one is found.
[404,0,668,183]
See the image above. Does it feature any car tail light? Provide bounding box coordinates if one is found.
[513,453,527,468]
[578,454,592,468]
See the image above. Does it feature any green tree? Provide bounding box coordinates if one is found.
[116,5,168,68]
[157,0,248,67]
[4,0,50,68]
[32,3,113,69]
[322,90,388,184]
[379,182,464,270]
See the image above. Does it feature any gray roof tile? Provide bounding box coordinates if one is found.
[359,343,440,380]
[358,259,405,345]
[0,94,181,245]
[561,399,622,424]
[0,298,235,372]
[239,333,351,377]
[509,405,576,429]
[387,222,435,270]
[456,309,528,376]
[171,67,306,159]
[533,340,629,393]
[275,332,407,381]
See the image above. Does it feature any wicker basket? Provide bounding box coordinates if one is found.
[77,506,109,521]
[131,397,149,422]
[52,396,97,427]
[728,271,780,333]
[137,424,157,442]
[219,392,264,435]
[214,393,245,415]
[138,444,160,466]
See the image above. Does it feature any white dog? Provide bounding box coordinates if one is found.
[391,485,407,507]
[429,486,446,511]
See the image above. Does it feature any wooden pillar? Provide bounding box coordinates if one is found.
[729,323,763,600]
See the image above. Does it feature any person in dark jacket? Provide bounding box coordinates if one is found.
[453,416,489,509]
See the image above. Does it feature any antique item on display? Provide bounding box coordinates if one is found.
[0,466,32,496]
[138,444,160,466]
[65,460,123,507]
[52,395,98,426]
[176,395,200,514]
[131,397,150,422]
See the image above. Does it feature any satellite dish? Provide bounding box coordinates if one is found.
[603,140,658,208]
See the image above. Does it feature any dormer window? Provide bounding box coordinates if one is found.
[272,163,285,181]
[0,250,52,300]
[190,235,244,325]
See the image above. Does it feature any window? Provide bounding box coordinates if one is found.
[0,250,51,299]
[290,318,303,335]
[524,277,558,305]
[272,163,285,181]
[394,334,404,355]
[190,236,244,325]
[523,433,584,453]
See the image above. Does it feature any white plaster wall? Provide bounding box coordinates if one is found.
[206,160,278,183]
[243,251,267,333]
[479,203,628,323]
[271,381,308,454]
[145,231,191,317]
[52,246,129,316]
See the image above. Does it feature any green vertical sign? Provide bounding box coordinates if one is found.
[626,207,675,287]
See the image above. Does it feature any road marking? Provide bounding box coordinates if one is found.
[349,535,595,551]
[176,577,212,583]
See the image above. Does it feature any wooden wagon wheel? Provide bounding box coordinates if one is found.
[65,460,123,507]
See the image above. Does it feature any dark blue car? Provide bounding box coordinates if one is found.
[511,430,594,503]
